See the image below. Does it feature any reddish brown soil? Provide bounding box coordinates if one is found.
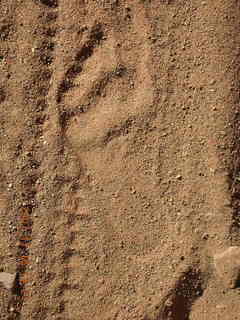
[1,1,240,319]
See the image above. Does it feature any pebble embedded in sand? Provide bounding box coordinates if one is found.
[214,246,240,289]
[0,272,16,290]
[176,174,182,180]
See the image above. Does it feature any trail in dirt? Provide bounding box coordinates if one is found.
[0,0,56,319]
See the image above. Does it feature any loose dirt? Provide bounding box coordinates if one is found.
[1,1,240,319]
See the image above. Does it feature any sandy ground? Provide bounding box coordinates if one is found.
[1,0,240,319]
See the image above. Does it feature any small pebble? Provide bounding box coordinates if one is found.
[202,233,209,240]
[0,272,16,290]
[214,246,240,289]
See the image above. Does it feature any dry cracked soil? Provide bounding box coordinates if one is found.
[1,0,240,319]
